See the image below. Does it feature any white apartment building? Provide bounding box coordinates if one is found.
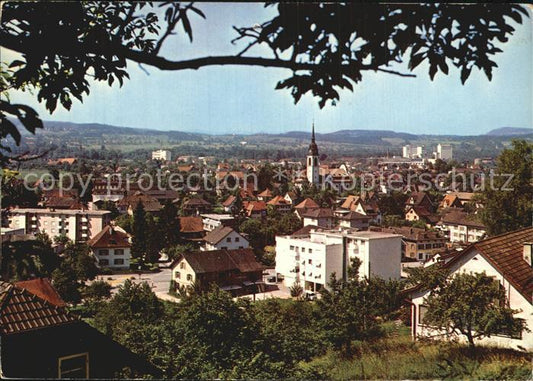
[402,145,424,159]
[152,149,171,161]
[436,144,453,160]
[8,208,111,243]
[276,229,402,292]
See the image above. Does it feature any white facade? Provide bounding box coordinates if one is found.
[306,155,319,185]
[411,248,533,351]
[276,229,402,291]
[94,246,130,269]
[436,144,453,160]
[152,149,171,161]
[202,229,249,251]
[439,222,486,244]
[8,208,110,243]
[402,145,424,159]
[201,214,235,232]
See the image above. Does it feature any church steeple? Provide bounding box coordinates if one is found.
[308,122,319,156]
[307,122,319,185]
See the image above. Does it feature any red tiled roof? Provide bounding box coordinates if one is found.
[222,195,236,207]
[0,281,78,335]
[295,198,320,210]
[267,195,290,206]
[14,278,66,307]
[87,225,131,248]
[301,208,334,219]
[258,189,273,198]
[339,211,371,221]
[179,217,204,233]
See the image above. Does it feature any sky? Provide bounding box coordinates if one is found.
[4,3,533,136]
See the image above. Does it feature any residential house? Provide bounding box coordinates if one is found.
[182,197,212,216]
[267,195,292,214]
[202,226,249,251]
[405,192,433,212]
[408,227,533,351]
[405,206,439,226]
[7,208,111,243]
[170,248,264,296]
[372,226,447,262]
[301,208,335,228]
[118,191,162,215]
[87,225,131,269]
[283,192,299,205]
[439,194,462,209]
[276,228,402,292]
[438,208,487,243]
[243,200,267,218]
[257,188,274,201]
[0,281,159,379]
[179,216,205,242]
[337,211,371,230]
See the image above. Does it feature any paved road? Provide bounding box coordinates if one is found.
[97,267,292,302]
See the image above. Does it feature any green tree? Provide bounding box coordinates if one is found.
[159,200,181,249]
[0,238,58,281]
[477,140,533,235]
[423,272,527,348]
[131,202,147,261]
[2,2,527,164]
[145,213,162,264]
[52,261,82,305]
[83,280,112,301]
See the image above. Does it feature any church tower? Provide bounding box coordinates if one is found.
[306,122,320,185]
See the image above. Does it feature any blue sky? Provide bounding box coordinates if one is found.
[5,3,533,135]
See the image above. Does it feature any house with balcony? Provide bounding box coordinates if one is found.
[7,208,110,243]
[275,228,402,292]
[438,208,487,243]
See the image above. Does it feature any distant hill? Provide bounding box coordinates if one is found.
[485,127,532,136]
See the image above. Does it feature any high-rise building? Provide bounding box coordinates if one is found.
[402,145,424,159]
[436,144,453,160]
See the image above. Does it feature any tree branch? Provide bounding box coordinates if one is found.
[119,46,416,77]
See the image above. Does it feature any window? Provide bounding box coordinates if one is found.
[290,245,295,250]
[308,248,313,254]
[114,258,124,265]
[221,246,228,250]
[302,248,306,253]
[226,237,231,242]
[418,252,424,261]
[186,274,193,281]
[99,249,109,256]
[235,237,240,242]
[58,353,89,379]
[180,262,186,269]
[308,259,312,265]
[417,244,424,249]
[175,271,181,279]
[99,259,109,266]
[114,249,124,256]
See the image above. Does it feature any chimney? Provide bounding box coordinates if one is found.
[523,242,532,267]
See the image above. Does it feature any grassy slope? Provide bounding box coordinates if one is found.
[298,323,532,380]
